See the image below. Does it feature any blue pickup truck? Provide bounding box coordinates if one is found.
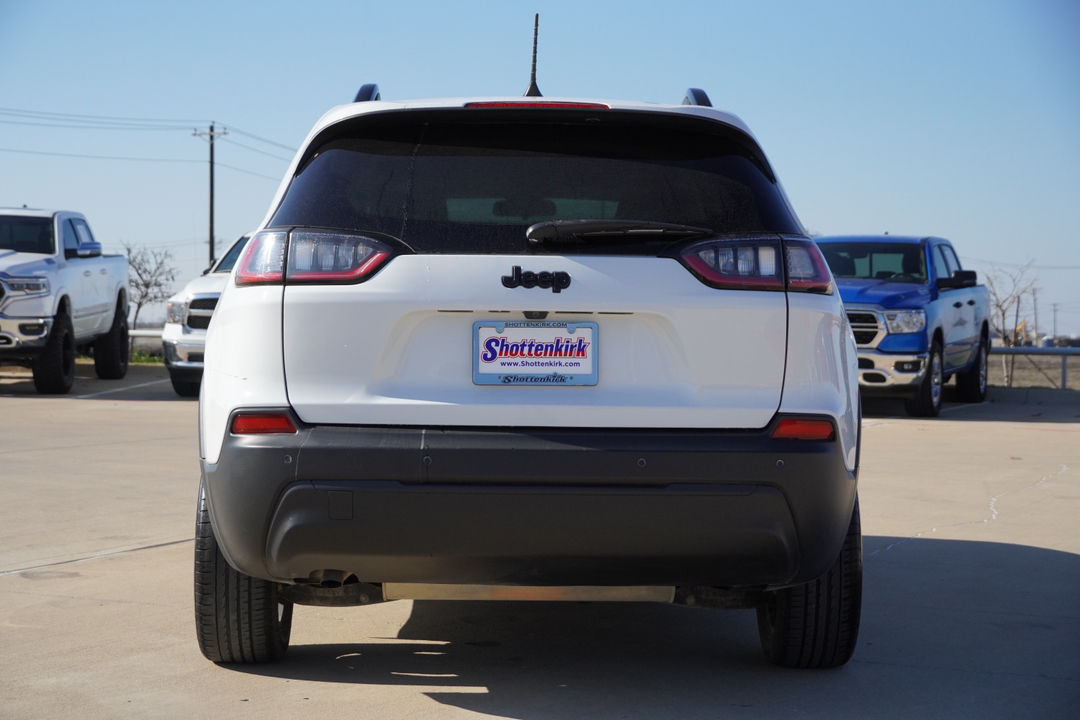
[817,235,990,417]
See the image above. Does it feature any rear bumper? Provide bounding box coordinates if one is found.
[203,415,857,589]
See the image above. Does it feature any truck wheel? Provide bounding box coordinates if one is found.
[904,340,943,417]
[194,483,293,663]
[93,299,129,380]
[170,374,201,398]
[32,313,76,394]
[955,335,988,403]
[756,497,862,668]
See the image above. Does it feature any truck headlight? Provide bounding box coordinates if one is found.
[884,310,926,334]
[4,277,50,296]
[166,300,188,324]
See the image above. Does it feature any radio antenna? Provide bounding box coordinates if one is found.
[524,14,543,97]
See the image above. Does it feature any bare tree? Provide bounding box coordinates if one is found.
[984,262,1036,385]
[123,241,178,329]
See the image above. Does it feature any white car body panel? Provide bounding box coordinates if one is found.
[281,254,787,429]
[200,284,287,464]
[778,291,861,471]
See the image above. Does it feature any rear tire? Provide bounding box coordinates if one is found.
[194,483,293,663]
[32,313,76,394]
[956,335,988,403]
[904,340,943,417]
[171,374,201,397]
[93,299,129,380]
[756,497,862,668]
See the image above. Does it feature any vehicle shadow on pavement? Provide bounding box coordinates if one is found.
[0,363,184,401]
[229,537,1080,719]
[863,387,1080,424]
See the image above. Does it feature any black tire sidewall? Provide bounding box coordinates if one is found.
[33,314,76,394]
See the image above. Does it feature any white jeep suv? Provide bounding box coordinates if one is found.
[195,88,862,669]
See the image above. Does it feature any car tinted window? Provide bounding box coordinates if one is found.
[62,220,79,251]
[820,242,927,283]
[0,216,54,254]
[72,219,95,245]
[271,115,801,255]
[940,245,961,274]
[214,235,250,273]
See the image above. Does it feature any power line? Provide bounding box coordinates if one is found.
[0,106,208,124]
[223,125,297,152]
[0,118,195,131]
[0,146,280,179]
[219,137,293,162]
[0,146,200,163]
[215,163,282,181]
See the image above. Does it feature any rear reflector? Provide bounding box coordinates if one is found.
[235,231,287,285]
[771,418,835,441]
[464,101,609,110]
[232,413,297,434]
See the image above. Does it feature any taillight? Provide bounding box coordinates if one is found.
[783,238,834,294]
[231,412,297,434]
[235,231,287,286]
[678,237,784,290]
[771,418,835,441]
[676,236,834,294]
[286,231,391,284]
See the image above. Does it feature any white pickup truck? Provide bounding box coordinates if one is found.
[0,208,129,393]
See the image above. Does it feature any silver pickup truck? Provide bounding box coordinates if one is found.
[0,208,129,393]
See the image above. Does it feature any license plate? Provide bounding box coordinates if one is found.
[473,321,598,386]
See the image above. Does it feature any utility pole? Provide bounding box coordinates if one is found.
[1033,287,1039,341]
[193,123,228,266]
[1052,303,1059,339]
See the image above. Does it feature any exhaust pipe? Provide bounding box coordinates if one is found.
[312,569,347,589]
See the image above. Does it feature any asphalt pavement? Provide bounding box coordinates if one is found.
[1,366,1077,719]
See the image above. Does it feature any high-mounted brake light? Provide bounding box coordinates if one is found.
[771,418,835,441]
[235,231,287,286]
[231,412,297,435]
[286,231,392,284]
[463,101,609,110]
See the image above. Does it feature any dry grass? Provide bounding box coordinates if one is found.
[987,352,1080,391]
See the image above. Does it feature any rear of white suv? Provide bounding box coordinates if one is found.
[195,94,861,669]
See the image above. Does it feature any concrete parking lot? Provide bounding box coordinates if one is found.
[1,365,1078,719]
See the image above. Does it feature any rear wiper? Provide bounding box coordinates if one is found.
[526,220,714,244]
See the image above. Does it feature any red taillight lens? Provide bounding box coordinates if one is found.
[678,238,785,290]
[771,418,835,441]
[235,231,287,286]
[463,101,609,110]
[231,413,297,435]
[286,231,392,284]
[784,238,834,294]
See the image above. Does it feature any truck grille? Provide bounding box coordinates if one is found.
[847,311,882,347]
[185,293,220,331]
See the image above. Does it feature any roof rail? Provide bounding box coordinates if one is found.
[681,88,712,107]
[354,84,381,102]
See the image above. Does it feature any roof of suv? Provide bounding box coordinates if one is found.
[0,208,58,219]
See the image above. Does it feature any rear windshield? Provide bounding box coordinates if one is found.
[271,113,801,254]
[0,216,54,255]
[820,242,928,284]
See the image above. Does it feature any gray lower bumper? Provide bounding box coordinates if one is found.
[203,414,858,590]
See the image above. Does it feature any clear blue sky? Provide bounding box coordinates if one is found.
[2,0,1078,333]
